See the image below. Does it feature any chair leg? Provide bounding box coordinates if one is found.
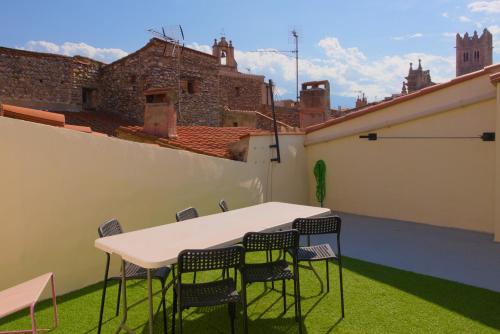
[326,259,330,293]
[295,277,303,334]
[282,279,286,314]
[193,272,197,284]
[172,287,177,334]
[270,251,274,290]
[228,303,236,334]
[178,307,183,334]
[339,260,345,318]
[242,283,248,334]
[116,279,122,316]
[98,255,111,334]
[161,280,167,334]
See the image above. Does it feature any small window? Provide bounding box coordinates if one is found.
[233,122,238,127]
[221,51,227,65]
[187,80,194,94]
[235,87,240,96]
[464,52,469,62]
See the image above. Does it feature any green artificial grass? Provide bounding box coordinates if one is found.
[1,256,499,333]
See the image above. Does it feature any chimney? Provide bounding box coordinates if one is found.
[143,88,177,138]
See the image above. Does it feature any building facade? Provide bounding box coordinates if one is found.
[403,59,435,93]
[0,37,268,127]
[456,29,493,77]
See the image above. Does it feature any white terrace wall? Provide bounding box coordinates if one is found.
[306,70,500,239]
[0,117,308,294]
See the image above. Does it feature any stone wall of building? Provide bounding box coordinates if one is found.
[99,39,222,126]
[0,47,102,112]
[259,105,300,128]
[218,71,265,111]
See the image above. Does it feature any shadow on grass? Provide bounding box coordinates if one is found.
[342,256,500,330]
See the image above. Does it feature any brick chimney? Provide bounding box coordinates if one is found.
[143,88,177,138]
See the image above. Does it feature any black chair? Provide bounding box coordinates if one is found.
[173,245,246,334]
[242,230,302,334]
[176,207,199,222]
[97,219,171,334]
[292,215,344,318]
[219,199,229,212]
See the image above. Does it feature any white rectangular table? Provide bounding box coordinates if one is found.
[95,202,331,334]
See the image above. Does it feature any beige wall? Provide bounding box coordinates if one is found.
[306,73,498,236]
[0,117,308,293]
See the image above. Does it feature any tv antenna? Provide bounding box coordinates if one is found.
[147,25,185,57]
[248,29,299,103]
[147,25,186,121]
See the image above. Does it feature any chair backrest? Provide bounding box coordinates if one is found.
[243,230,299,253]
[219,199,229,212]
[98,219,123,238]
[175,207,199,222]
[292,215,341,236]
[177,245,245,275]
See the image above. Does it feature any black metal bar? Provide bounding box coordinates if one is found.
[269,79,281,163]
[359,132,495,141]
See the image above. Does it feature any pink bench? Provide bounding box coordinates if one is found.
[0,273,58,334]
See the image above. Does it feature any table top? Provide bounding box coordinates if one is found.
[94,202,331,269]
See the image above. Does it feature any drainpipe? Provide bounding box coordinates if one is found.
[269,79,281,163]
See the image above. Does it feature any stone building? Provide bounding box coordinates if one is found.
[0,37,270,127]
[298,80,331,128]
[403,59,435,93]
[456,29,493,77]
[0,47,102,112]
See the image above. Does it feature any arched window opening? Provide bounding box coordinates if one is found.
[220,51,227,65]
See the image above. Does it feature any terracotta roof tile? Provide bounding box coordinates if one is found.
[55,111,136,136]
[119,125,269,158]
[1,104,103,135]
[2,104,65,127]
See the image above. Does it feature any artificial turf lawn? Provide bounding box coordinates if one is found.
[1,256,499,333]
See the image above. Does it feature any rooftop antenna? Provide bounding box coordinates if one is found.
[147,25,185,57]
[147,25,186,120]
[291,29,299,103]
[247,28,300,103]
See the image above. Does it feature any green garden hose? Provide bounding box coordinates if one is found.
[314,160,326,207]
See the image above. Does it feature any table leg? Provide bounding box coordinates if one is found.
[115,260,135,334]
[147,269,154,334]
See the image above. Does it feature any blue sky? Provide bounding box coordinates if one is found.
[1,0,499,107]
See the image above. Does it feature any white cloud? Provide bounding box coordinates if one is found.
[187,42,211,54]
[22,41,128,63]
[488,25,500,54]
[442,12,450,18]
[468,1,500,13]
[459,15,472,22]
[442,32,457,38]
[190,37,454,102]
[391,33,424,41]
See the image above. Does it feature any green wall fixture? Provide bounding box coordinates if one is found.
[314,160,326,207]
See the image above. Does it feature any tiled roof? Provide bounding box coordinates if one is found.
[119,125,268,159]
[55,111,136,136]
[1,104,97,134]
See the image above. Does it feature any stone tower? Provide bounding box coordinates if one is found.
[404,59,435,93]
[212,37,237,72]
[456,29,493,77]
